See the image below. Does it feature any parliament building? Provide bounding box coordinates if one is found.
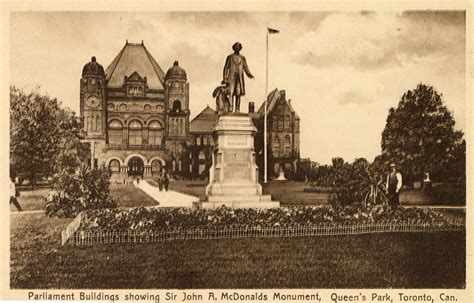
[80,41,300,180]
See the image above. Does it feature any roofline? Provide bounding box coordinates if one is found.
[105,43,127,81]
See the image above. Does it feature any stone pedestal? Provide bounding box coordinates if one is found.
[203,114,279,209]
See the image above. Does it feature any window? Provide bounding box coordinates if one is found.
[203,136,208,145]
[156,105,164,113]
[284,135,291,157]
[272,136,280,157]
[196,137,201,146]
[278,116,284,130]
[199,151,206,160]
[284,115,290,130]
[173,100,182,112]
[107,103,115,110]
[144,104,151,111]
[148,120,162,145]
[109,159,120,172]
[119,104,127,111]
[108,120,123,145]
[129,120,142,145]
[272,117,277,130]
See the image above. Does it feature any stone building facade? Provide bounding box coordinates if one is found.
[80,41,191,179]
[255,88,301,179]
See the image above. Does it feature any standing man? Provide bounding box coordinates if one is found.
[10,177,23,212]
[223,42,254,113]
[163,169,170,192]
[386,163,403,208]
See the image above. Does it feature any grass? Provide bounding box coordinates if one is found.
[168,180,330,206]
[11,188,50,211]
[10,212,465,289]
[11,184,158,212]
[109,184,159,207]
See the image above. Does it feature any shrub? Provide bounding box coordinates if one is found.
[79,205,452,232]
[45,164,116,218]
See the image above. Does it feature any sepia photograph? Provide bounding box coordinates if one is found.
[1,2,471,299]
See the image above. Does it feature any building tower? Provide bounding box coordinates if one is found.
[164,61,190,172]
[80,56,107,168]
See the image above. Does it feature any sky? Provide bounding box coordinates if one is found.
[10,11,467,164]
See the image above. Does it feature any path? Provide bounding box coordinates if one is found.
[135,180,199,208]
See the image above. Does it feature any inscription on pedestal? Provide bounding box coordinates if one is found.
[227,136,247,147]
[224,149,250,180]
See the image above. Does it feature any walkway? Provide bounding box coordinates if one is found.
[135,180,199,208]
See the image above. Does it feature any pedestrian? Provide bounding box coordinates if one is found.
[163,169,170,191]
[158,175,163,191]
[10,178,23,212]
[136,177,140,185]
[386,163,402,208]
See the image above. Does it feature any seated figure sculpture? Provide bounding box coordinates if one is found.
[213,81,232,114]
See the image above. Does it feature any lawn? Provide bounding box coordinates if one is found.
[109,183,159,207]
[168,180,330,206]
[10,212,465,289]
[11,184,158,212]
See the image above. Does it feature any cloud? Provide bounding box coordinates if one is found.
[337,90,374,105]
[291,11,465,70]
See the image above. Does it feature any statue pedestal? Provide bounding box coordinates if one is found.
[203,114,279,209]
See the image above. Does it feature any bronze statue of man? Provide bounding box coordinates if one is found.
[223,42,254,113]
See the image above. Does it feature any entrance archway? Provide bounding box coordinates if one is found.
[128,156,144,177]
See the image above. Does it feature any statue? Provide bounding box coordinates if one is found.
[222,42,254,113]
[213,81,232,114]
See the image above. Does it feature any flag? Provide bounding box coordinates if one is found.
[268,27,279,34]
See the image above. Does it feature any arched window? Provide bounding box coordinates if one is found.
[151,159,162,175]
[148,120,163,146]
[109,159,120,172]
[95,115,100,132]
[144,104,152,111]
[284,135,291,157]
[272,136,280,157]
[284,115,290,130]
[119,103,127,111]
[129,120,143,145]
[173,100,182,112]
[107,103,115,110]
[278,115,284,130]
[108,120,123,145]
[156,105,164,113]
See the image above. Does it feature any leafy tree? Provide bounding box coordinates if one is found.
[381,84,464,184]
[10,86,63,187]
[10,86,88,186]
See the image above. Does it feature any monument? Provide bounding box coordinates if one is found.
[203,42,279,209]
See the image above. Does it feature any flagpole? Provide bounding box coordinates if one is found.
[264,27,269,183]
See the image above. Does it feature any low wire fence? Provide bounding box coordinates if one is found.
[67,219,464,246]
[61,212,84,245]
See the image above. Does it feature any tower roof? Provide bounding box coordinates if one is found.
[105,41,165,89]
[82,56,105,77]
[165,61,187,80]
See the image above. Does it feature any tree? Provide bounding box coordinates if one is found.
[10,86,88,186]
[381,84,464,184]
[10,86,63,187]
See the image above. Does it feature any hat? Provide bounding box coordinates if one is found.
[390,163,397,167]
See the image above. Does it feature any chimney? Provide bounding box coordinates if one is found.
[248,101,255,113]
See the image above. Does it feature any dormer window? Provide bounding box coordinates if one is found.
[124,71,147,97]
